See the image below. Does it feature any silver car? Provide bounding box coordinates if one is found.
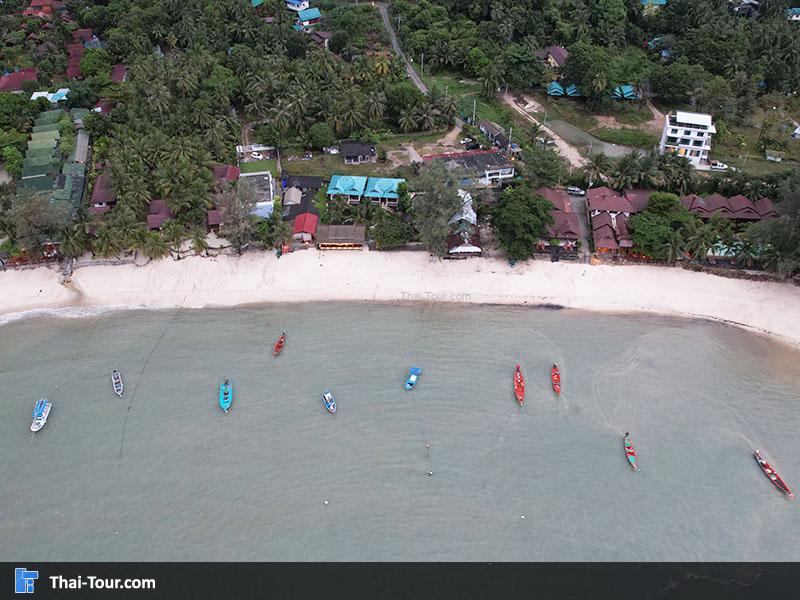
[566,186,586,196]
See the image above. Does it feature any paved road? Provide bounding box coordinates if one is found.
[376,2,428,95]
[567,193,592,264]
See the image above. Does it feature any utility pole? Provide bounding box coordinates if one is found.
[420,52,424,79]
[472,98,476,125]
[508,127,512,153]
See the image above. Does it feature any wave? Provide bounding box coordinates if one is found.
[0,304,154,327]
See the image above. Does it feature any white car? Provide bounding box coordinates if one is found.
[710,161,728,171]
[459,138,473,145]
[251,152,263,160]
[566,186,586,196]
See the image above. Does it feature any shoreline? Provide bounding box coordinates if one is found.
[2,251,800,348]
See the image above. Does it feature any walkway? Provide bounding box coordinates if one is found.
[567,194,592,264]
[502,92,587,168]
[376,2,428,95]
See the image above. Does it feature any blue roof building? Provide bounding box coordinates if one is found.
[546,81,564,97]
[298,7,321,22]
[327,175,367,203]
[363,178,405,207]
[612,85,639,100]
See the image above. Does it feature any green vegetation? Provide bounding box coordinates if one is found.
[239,159,277,175]
[410,161,461,257]
[493,183,554,262]
[591,128,659,149]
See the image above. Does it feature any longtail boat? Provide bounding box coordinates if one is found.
[405,366,422,390]
[754,450,794,499]
[219,380,233,413]
[513,364,525,406]
[111,370,124,397]
[624,433,638,471]
[322,391,337,414]
[273,331,286,356]
[551,363,561,396]
[31,399,51,432]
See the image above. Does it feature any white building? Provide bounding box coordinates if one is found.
[659,111,716,168]
[286,0,309,11]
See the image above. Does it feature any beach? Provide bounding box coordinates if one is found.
[2,251,800,346]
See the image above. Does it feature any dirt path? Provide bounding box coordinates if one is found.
[502,93,587,168]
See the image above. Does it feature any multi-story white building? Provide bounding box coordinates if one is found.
[659,111,716,168]
[286,0,309,12]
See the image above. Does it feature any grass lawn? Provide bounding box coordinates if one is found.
[592,127,659,148]
[280,151,401,180]
[420,70,514,127]
[239,158,277,174]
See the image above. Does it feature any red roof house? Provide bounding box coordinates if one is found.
[535,186,571,212]
[110,63,128,83]
[0,67,38,92]
[147,200,174,230]
[89,173,116,215]
[592,212,619,252]
[587,187,634,214]
[292,212,319,242]
[755,197,778,218]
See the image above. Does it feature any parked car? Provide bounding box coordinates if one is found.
[536,137,556,146]
[710,161,728,171]
[251,152,263,160]
[465,142,481,150]
[459,138,473,145]
[566,186,586,196]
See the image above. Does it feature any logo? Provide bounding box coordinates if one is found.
[15,568,38,594]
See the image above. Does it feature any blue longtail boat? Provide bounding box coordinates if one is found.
[405,367,422,390]
[322,391,336,414]
[31,399,51,432]
[219,380,233,413]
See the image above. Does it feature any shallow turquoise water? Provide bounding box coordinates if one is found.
[1,303,799,560]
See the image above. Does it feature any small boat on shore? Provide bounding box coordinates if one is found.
[754,450,794,499]
[219,380,233,413]
[31,399,51,432]
[624,433,638,471]
[514,364,525,405]
[111,370,124,397]
[322,391,336,414]
[273,331,286,357]
[551,363,561,396]
[405,367,422,390]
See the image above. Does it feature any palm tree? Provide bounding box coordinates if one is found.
[684,222,717,262]
[415,103,437,132]
[373,56,390,77]
[142,231,170,260]
[480,62,505,99]
[398,108,418,133]
[366,91,386,122]
[93,224,122,258]
[58,223,90,259]
[161,220,187,255]
[583,152,612,187]
[612,151,643,191]
[664,231,685,264]
[190,229,209,255]
[270,214,292,249]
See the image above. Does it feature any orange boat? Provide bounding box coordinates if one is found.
[272,330,286,356]
[513,364,525,405]
[551,363,561,396]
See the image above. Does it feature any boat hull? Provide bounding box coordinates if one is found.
[273,332,286,357]
[551,364,561,396]
[219,382,233,412]
[111,372,124,397]
[754,450,794,499]
[323,392,336,414]
[624,435,638,471]
[31,400,51,432]
[513,365,524,405]
[405,367,422,391]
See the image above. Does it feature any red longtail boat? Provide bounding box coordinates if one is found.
[513,364,525,405]
[551,363,561,396]
[754,450,794,499]
[272,331,286,357]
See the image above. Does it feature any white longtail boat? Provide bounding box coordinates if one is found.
[31,399,51,432]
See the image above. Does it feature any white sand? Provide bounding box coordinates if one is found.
[2,251,799,347]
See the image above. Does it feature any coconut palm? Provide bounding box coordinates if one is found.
[398,108,418,133]
[664,231,686,264]
[142,231,170,260]
[414,103,437,132]
[684,221,717,262]
[366,91,386,122]
[612,151,642,191]
[583,152,612,187]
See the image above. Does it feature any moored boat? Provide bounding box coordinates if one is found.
[31,399,51,432]
[754,450,794,499]
[322,391,336,414]
[219,379,233,413]
[551,363,561,396]
[273,331,286,357]
[624,432,638,471]
[405,367,422,390]
[111,370,124,397]
[513,364,525,405]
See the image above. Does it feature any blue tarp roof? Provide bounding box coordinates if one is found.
[565,84,582,97]
[251,0,264,6]
[298,7,320,20]
[546,81,564,96]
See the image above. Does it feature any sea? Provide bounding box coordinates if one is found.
[1,303,799,561]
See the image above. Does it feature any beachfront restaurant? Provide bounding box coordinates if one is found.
[316,224,366,250]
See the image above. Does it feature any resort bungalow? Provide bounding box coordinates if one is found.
[534,187,570,212]
[147,199,174,230]
[286,0,309,11]
[340,140,376,165]
[543,213,581,252]
[89,173,116,216]
[363,177,405,208]
[680,193,776,222]
[310,31,332,50]
[292,212,319,243]
[295,7,321,31]
[612,85,639,100]
[592,212,632,254]
[316,224,366,250]
[326,174,367,204]
[535,46,569,69]
[0,67,38,93]
[586,187,634,217]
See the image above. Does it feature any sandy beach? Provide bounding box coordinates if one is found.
[2,250,799,346]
